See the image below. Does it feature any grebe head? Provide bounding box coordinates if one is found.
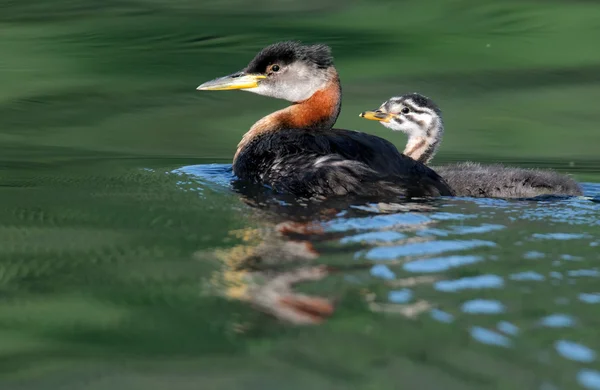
[359,93,442,137]
[360,93,444,164]
[197,41,336,103]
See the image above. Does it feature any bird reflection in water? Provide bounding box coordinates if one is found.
[201,186,444,326]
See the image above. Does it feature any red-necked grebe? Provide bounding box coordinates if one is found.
[197,42,454,200]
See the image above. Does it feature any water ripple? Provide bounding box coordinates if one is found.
[341,231,406,244]
[168,169,600,385]
[579,293,600,304]
[532,233,592,240]
[509,271,546,281]
[370,264,396,280]
[435,274,504,292]
[462,299,505,314]
[539,314,577,328]
[524,251,546,259]
[470,326,512,348]
[173,163,234,189]
[568,269,600,277]
[578,369,600,390]
[403,255,484,273]
[497,321,519,335]
[388,289,413,304]
[555,340,597,363]
[448,224,506,234]
[327,213,431,233]
[366,240,496,260]
[430,309,455,323]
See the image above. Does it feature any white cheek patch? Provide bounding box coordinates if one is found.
[400,120,424,136]
[244,83,276,97]
[282,62,329,102]
[244,62,329,102]
[408,112,433,136]
[381,121,399,131]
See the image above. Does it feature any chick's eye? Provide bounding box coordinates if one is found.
[401,107,410,114]
[271,64,280,72]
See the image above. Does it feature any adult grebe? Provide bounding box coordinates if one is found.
[197,42,454,200]
[360,93,583,198]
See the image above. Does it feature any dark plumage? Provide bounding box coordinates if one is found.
[434,162,582,198]
[360,93,583,199]
[234,128,455,199]
[197,42,454,200]
[245,41,334,73]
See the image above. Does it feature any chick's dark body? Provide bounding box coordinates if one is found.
[233,128,455,199]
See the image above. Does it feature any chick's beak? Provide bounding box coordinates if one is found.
[359,110,395,122]
[196,71,266,91]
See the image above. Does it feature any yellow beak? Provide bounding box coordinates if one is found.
[359,110,395,123]
[196,72,267,91]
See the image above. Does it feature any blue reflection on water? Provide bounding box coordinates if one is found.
[174,164,234,190]
[415,228,450,237]
[435,274,504,292]
[175,168,600,384]
[366,240,496,260]
[569,269,600,277]
[509,271,546,281]
[561,254,583,261]
[429,212,476,221]
[577,369,600,390]
[403,255,483,273]
[470,326,512,347]
[430,309,455,323]
[579,293,600,304]
[449,224,506,234]
[539,314,577,328]
[497,321,519,335]
[327,213,431,233]
[370,264,396,280]
[524,251,546,259]
[388,289,413,304]
[462,299,505,314]
[532,233,592,240]
[341,231,406,244]
[555,340,597,363]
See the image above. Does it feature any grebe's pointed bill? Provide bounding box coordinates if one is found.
[196,72,267,91]
[359,110,394,123]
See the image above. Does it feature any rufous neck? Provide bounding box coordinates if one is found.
[277,70,341,130]
[234,70,341,163]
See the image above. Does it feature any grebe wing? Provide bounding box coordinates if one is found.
[234,128,454,198]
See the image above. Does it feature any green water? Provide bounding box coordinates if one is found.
[1,0,600,388]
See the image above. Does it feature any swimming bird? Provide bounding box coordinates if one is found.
[196,42,454,200]
[360,93,583,198]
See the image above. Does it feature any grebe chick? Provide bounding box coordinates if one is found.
[360,93,583,198]
[196,42,454,200]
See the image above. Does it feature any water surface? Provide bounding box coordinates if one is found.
[2,0,600,388]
